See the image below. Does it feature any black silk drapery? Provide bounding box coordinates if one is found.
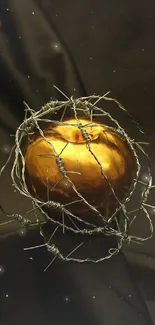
[0,1,155,324]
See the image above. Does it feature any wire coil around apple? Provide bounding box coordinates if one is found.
[0,87,154,266]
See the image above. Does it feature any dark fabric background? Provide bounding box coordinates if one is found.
[0,1,155,324]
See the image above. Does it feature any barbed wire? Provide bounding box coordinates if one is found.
[0,86,154,267]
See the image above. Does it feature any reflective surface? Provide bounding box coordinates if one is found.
[25,118,136,218]
[0,1,155,324]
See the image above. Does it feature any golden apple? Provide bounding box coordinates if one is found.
[24,118,136,222]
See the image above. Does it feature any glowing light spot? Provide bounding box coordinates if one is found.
[1,144,11,155]
[64,296,69,303]
[17,227,27,237]
[0,265,5,274]
[52,43,61,52]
